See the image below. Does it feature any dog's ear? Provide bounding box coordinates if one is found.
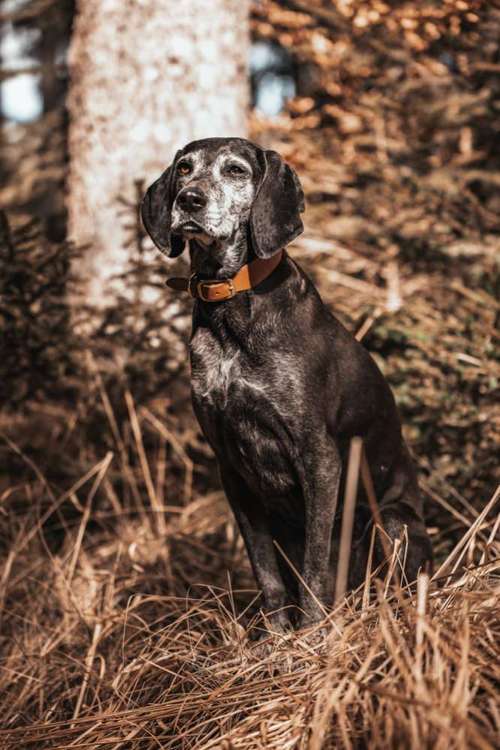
[250,149,305,259]
[141,149,185,258]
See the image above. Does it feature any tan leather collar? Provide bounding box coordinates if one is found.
[166,250,285,302]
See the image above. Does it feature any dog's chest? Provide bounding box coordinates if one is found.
[190,328,261,411]
[189,326,296,496]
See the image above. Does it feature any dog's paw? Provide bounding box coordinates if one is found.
[296,623,330,649]
[297,604,325,631]
[249,629,295,673]
[248,614,294,661]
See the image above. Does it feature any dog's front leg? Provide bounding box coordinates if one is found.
[299,442,342,627]
[219,467,292,635]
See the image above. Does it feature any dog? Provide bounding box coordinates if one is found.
[141,137,432,632]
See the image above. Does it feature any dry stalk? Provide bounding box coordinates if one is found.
[335,436,362,604]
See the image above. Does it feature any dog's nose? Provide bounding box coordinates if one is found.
[177,187,207,213]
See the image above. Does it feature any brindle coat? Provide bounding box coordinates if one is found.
[141,137,432,631]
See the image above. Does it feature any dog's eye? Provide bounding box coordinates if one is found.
[177,162,192,176]
[228,163,247,176]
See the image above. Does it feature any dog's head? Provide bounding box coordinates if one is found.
[141,137,304,276]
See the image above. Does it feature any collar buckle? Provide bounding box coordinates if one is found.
[220,278,235,300]
[188,274,236,302]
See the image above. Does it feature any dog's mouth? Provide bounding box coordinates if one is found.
[179,219,205,234]
[171,214,233,247]
[172,219,216,248]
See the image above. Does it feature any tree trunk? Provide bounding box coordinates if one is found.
[67,0,249,304]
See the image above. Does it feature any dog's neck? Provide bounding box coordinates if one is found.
[188,232,250,280]
[191,250,299,347]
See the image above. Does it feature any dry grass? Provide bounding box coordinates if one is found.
[0,386,498,749]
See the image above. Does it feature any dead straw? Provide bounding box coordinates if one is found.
[335,436,363,604]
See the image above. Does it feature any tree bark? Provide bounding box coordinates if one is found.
[67,0,249,303]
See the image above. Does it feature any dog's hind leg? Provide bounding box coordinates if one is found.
[376,503,433,582]
[375,467,432,581]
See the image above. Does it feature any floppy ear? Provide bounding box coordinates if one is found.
[250,149,305,259]
[140,149,185,258]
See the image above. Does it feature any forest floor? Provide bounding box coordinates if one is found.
[0,114,499,748]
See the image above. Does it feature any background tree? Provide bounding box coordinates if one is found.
[67,0,249,303]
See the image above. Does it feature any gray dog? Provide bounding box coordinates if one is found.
[141,137,432,632]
